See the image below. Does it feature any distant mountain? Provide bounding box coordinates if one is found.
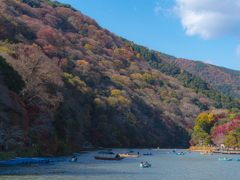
[166,58,240,99]
[0,0,240,151]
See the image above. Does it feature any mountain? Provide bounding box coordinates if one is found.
[0,0,240,152]
[166,58,240,99]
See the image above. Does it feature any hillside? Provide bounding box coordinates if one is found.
[0,0,240,152]
[189,109,240,148]
[167,58,240,99]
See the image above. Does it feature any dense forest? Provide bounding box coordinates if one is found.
[190,109,240,148]
[168,58,240,99]
[0,0,240,155]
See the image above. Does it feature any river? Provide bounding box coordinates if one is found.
[0,149,239,180]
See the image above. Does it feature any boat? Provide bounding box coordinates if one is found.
[143,153,153,156]
[119,154,141,157]
[200,152,213,155]
[94,156,124,160]
[153,149,158,151]
[139,164,152,168]
[167,152,175,154]
[218,159,232,161]
[39,162,56,166]
[175,153,184,155]
[0,159,24,165]
[94,151,125,160]
[73,153,81,156]
[185,151,191,153]
[236,159,240,161]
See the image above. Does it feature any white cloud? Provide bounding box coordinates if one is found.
[154,2,162,14]
[174,0,240,39]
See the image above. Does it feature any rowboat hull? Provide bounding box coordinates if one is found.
[139,164,152,168]
[39,162,55,166]
[218,159,232,161]
[94,156,125,160]
[119,154,141,157]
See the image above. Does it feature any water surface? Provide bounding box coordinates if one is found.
[0,149,239,180]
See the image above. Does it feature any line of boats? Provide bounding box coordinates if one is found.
[0,157,67,166]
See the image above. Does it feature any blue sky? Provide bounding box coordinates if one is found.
[57,0,240,70]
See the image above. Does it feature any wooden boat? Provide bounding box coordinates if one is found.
[94,156,124,160]
[139,164,151,168]
[218,159,232,161]
[119,154,141,157]
[94,151,124,160]
[200,152,213,155]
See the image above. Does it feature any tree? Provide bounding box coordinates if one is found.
[225,127,240,148]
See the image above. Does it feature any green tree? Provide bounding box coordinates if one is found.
[225,127,240,148]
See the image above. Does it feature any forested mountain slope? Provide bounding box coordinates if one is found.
[0,0,239,151]
[167,58,240,99]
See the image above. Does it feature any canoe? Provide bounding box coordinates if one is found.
[119,154,141,157]
[69,160,78,162]
[218,159,232,161]
[143,154,153,156]
[175,153,184,155]
[39,162,55,166]
[236,159,240,161]
[94,156,125,160]
[185,151,191,153]
[153,149,158,151]
[139,164,152,168]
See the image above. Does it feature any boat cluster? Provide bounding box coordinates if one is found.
[167,149,189,155]
[0,157,66,166]
[94,149,153,168]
